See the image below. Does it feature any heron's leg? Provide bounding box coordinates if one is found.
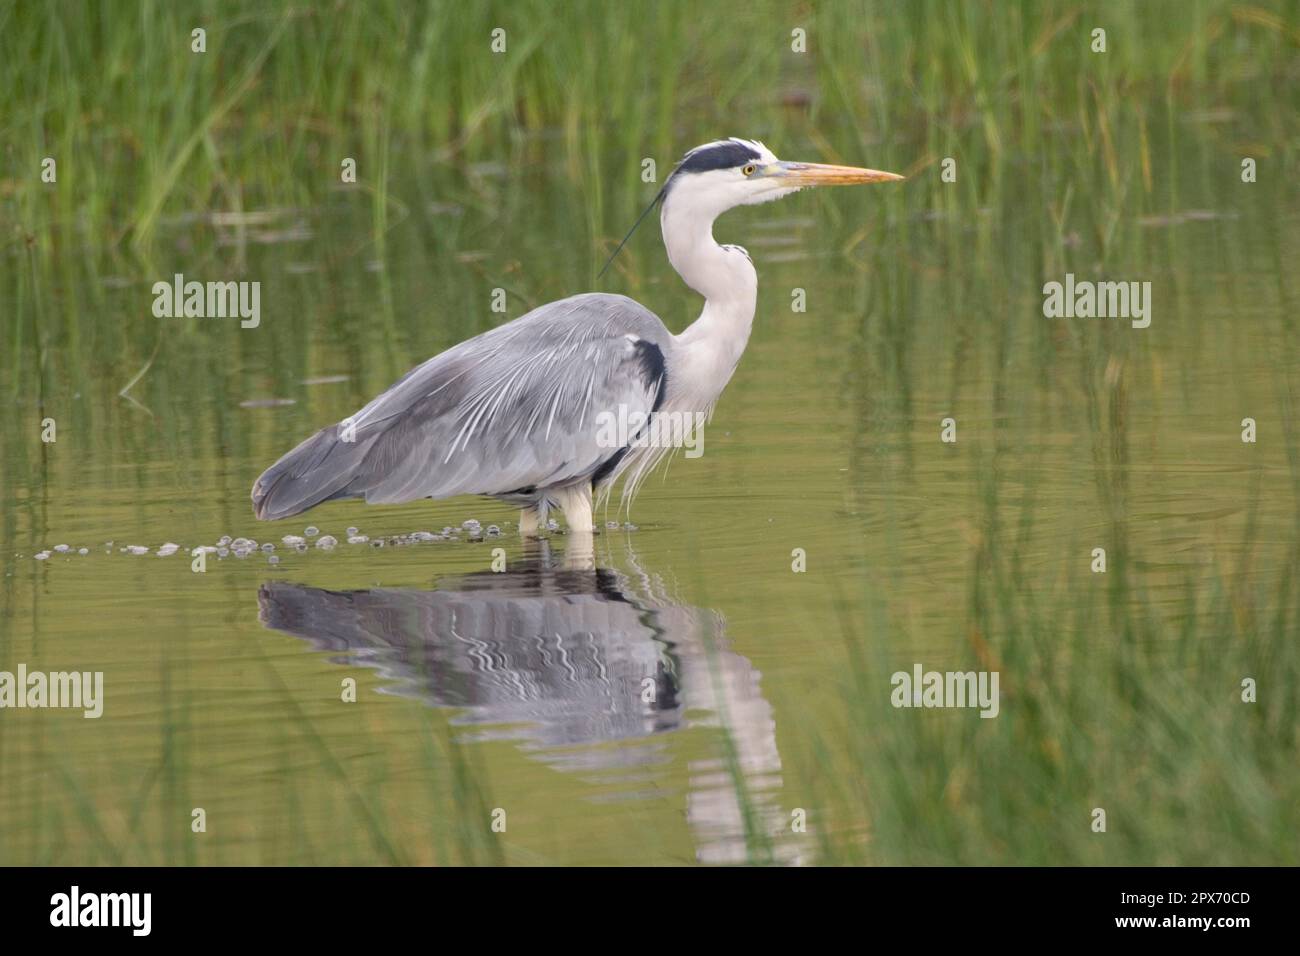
[562,534,595,571]
[553,483,594,534]
[519,507,541,537]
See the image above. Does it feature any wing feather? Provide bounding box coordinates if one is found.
[251,293,671,520]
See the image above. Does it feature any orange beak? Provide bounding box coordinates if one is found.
[770,161,905,186]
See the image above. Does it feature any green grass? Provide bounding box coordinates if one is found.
[806,450,1299,865]
[3,0,1295,249]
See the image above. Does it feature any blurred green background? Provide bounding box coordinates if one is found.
[1,0,1297,864]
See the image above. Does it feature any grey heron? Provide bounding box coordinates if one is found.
[251,138,902,534]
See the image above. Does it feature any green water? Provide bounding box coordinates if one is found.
[2,0,1298,865]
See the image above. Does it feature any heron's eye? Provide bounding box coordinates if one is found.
[742,164,757,177]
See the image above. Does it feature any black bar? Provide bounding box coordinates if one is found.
[0,867,1282,941]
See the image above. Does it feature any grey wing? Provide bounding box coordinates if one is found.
[251,293,671,520]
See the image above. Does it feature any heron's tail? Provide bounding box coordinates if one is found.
[251,424,370,521]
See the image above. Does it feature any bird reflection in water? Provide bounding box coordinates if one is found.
[257,539,804,864]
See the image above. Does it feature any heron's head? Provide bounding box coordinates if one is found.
[599,138,903,279]
[663,138,903,219]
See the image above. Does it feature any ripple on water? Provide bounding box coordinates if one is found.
[33,515,516,567]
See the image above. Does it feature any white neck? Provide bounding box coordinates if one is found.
[661,194,758,412]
